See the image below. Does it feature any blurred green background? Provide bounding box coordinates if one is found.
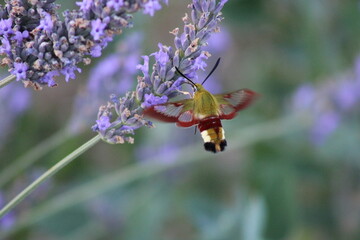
[1,0,360,239]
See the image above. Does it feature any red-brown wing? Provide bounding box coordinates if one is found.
[142,99,199,128]
[215,89,258,120]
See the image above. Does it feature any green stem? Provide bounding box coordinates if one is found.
[0,116,309,238]
[0,135,101,219]
[0,75,16,88]
[0,129,72,188]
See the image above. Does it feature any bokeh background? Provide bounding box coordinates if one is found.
[1,0,360,239]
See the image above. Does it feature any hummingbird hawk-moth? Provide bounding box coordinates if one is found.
[143,58,258,153]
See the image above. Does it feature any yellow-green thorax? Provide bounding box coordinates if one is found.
[193,83,219,119]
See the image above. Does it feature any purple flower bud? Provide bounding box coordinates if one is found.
[141,93,168,108]
[137,56,150,77]
[107,0,125,11]
[91,19,107,41]
[96,116,111,131]
[11,62,28,81]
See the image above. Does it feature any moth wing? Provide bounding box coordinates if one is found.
[143,99,198,128]
[215,89,258,120]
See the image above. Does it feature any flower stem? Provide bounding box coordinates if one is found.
[0,129,72,188]
[0,75,16,88]
[0,135,101,219]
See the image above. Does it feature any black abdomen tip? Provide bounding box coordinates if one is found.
[204,140,227,153]
[204,142,217,153]
[220,140,227,151]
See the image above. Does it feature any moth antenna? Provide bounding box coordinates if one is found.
[202,57,221,85]
[175,67,197,88]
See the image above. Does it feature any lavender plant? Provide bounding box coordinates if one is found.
[92,0,229,144]
[0,0,229,221]
[0,0,166,89]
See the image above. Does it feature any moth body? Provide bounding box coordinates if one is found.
[198,117,227,153]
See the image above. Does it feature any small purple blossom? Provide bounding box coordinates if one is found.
[12,31,29,45]
[61,66,81,82]
[0,18,13,36]
[193,51,209,71]
[152,44,170,67]
[76,0,93,12]
[141,93,168,108]
[96,116,111,131]
[11,63,28,81]
[41,70,60,87]
[38,12,53,32]
[91,19,107,41]
[107,0,125,11]
[143,0,162,17]
[90,45,102,57]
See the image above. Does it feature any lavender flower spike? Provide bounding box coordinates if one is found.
[0,0,167,89]
[92,0,228,144]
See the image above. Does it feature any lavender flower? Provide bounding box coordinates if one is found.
[0,0,166,89]
[92,0,228,144]
[290,57,360,145]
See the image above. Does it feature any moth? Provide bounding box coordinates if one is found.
[143,58,258,153]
